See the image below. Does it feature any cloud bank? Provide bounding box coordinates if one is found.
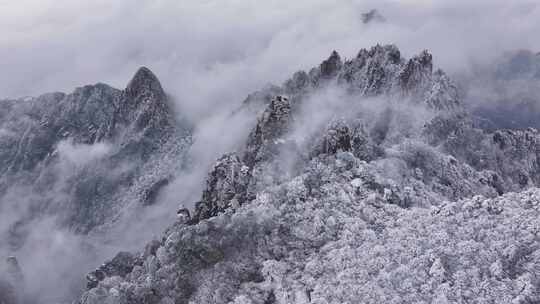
[1,0,539,120]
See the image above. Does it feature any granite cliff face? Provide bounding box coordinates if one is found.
[79,45,540,304]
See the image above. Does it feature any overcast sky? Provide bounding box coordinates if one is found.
[1,0,539,118]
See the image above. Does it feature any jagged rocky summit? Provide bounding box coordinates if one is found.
[80,45,540,304]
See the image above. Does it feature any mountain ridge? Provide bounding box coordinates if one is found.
[0,44,538,304]
[0,66,192,303]
[78,45,540,304]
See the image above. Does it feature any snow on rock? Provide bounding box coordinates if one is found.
[243,95,293,169]
[0,66,192,236]
[79,153,540,303]
[311,119,352,156]
[194,153,250,222]
[0,66,192,304]
[79,45,540,304]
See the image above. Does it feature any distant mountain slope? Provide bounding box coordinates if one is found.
[462,49,540,130]
[0,67,192,303]
[0,67,191,236]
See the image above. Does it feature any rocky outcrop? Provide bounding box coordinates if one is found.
[361,9,385,24]
[86,252,142,290]
[243,95,293,168]
[482,129,540,191]
[339,45,459,109]
[314,50,343,81]
[143,178,171,206]
[399,50,432,93]
[191,45,517,224]
[338,45,404,95]
[125,67,166,101]
[118,67,177,159]
[310,118,382,161]
[313,119,352,155]
[245,45,460,113]
[193,154,250,221]
[194,95,297,222]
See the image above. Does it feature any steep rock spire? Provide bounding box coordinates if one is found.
[399,50,433,93]
[243,95,293,168]
[125,67,166,100]
[339,44,403,95]
[118,67,174,152]
[193,153,250,222]
[320,50,343,78]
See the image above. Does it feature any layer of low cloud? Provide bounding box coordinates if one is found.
[57,140,112,167]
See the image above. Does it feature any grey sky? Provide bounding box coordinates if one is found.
[1,0,539,119]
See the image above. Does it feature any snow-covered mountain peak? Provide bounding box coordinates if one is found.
[125,66,166,100]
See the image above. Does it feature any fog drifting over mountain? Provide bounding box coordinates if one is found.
[1,1,540,304]
[1,0,539,119]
